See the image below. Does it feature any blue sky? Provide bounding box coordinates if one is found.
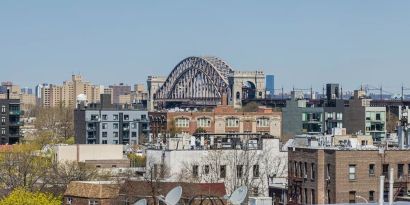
[1,1,410,93]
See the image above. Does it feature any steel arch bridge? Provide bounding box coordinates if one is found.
[154,56,233,107]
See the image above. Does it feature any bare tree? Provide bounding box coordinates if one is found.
[143,156,171,205]
[176,139,287,198]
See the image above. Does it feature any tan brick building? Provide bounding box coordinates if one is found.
[288,145,410,204]
[40,75,102,107]
[149,104,282,140]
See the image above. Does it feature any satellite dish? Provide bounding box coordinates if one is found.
[157,186,182,205]
[225,186,248,205]
[133,199,147,205]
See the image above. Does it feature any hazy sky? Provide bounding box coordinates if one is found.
[1,1,410,93]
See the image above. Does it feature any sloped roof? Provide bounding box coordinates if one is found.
[64,181,120,199]
[119,180,226,199]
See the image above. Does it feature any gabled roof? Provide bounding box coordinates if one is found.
[64,181,120,199]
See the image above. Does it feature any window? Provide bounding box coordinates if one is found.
[176,118,189,127]
[102,140,107,144]
[113,132,118,138]
[253,164,260,177]
[1,128,5,135]
[349,191,356,203]
[398,164,404,178]
[1,105,5,113]
[376,113,381,121]
[369,164,375,176]
[90,115,98,121]
[113,114,118,120]
[141,115,147,120]
[226,118,239,127]
[304,162,308,178]
[124,115,129,120]
[311,163,315,180]
[304,188,308,204]
[113,140,118,144]
[1,117,5,124]
[102,123,108,129]
[253,187,259,196]
[237,165,243,178]
[112,165,117,168]
[102,132,107,138]
[311,189,316,204]
[113,123,119,129]
[327,164,331,179]
[349,165,356,180]
[236,92,240,100]
[369,191,375,202]
[256,118,269,127]
[383,164,389,178]
[198,117,211,127]
[66,197,72,205]
[220,165,226,178]
[88,200,99,205]
[327,190,331,204]
[102,115,107,120]
[131,123,137,129]
[193,165,199,177]
[132,132,137,138]
[204,165,210,175]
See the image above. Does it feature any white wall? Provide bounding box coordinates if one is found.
[146,138,287,197]
[54,144,124,162]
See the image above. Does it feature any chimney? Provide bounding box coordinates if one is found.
[221,93,228,106]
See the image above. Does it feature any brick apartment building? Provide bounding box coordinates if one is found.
[288,136,410,204]
[149,101,282,141]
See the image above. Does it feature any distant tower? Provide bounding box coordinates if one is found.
[265,75,275,98]
[326,83,340,100]
[147,76,166,111]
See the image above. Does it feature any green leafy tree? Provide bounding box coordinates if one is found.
[0,187,61,205]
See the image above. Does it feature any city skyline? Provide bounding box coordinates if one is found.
[1,1,410,92]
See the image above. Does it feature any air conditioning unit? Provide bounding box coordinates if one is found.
[326,176,331,181]
[304,174,308,179]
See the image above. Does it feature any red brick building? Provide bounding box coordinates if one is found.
[288,146,410,204]
[149,104,282,141]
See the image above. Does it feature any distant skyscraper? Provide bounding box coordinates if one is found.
[21,87,33,95]
[326,83,340,100]
[266,75,275,98]
[35,83,48,99]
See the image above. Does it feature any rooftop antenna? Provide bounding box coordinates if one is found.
[133,199,147,205]
[224,186,248,205]
[157,186,182,205]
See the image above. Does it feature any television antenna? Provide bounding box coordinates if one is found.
[133,199,147,205]
[157,186,182,205]
[224,186,248,205]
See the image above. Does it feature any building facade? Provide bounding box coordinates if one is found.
[109,83,131,104]
[74,94,149,145]
[0,93,21,144]
[149,103,282,140]
[41,75,102,107]
[146,135,287,198]
[288,135,410,204]
[344,90,387,141]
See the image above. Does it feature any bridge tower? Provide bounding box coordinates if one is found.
[229,71,266,108]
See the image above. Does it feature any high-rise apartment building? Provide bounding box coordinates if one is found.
[266,74,275,98]
[0,91,21,144]
[109,83,131,104]
[40,75,101,107]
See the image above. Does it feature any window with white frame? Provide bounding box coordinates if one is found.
[176,118,189,127]
[256,117,270,127]
[226,117,239,127]
[198,117,211,127]
[66,197,72,205]
[88,200,98,205]
[1,105,5,113]
[349,164,356,180]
